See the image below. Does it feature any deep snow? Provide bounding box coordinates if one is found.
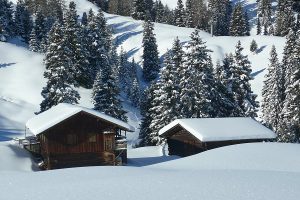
[0,142,299,200]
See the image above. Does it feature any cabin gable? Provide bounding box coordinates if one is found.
[36,111,125,169]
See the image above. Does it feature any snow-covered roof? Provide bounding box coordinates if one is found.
[26,103,135,136]
[159,117,276,142]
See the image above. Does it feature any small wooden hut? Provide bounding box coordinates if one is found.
[159,117,276,157]
[25,103,134,169]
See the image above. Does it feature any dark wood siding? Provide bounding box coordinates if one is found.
[37,111,121,169]
[166,128,266,157]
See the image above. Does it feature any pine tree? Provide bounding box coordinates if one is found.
[229,3,248,36]
[144,0,154,20]
[153,0,164,23]
[15,0,33,42]
[250,39,258,53]
[81,12,88,26]
[214,54,244,117]
[91,63,127,121]
[269,24,275,35]
[142,18,160,82]
[64,1,91,88]
[279,31,300,143]
[275,0,295,36]
[244,11,250,36]
[257,17,262,35]
[132,0,146,20]
[257,0,272,35]
[208,0,232,36]
[139,83,158,146]
[185,0,194,27]
[0,0,14,41]
[149,46,182,139]
[118,48,131,95]
[130,77,141,107]
[39,23,80,113]
[232,41,259,117]
[174,0,185,27]
[85,9,111,83]
[34,11,47,47]
[180,30,221,118]
[29,28,38,52]
[261,46,283,132]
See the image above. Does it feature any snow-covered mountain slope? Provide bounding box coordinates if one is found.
[0,142,299,200]
[0,0,286,143]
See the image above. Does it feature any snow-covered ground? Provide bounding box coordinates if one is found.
[0,142,299,200]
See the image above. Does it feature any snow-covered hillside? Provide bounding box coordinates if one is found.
[0,142,299,200]
[0,0,286,143]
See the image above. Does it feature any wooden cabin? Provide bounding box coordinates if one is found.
[25,103,134,169]
[159,117,276,157]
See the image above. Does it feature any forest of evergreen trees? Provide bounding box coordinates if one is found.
[88,0,299,36]
[0,0,300,146]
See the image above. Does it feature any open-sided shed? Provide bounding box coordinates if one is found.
[159,117,276,157]
[26,103,134,169]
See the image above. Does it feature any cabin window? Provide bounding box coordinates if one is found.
[104,137,113,151]
[66,134,77,145]
[88,133,97,143]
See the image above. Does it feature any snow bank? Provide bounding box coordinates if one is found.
[0,141,38,172]
[151,142,300,173]
[1,143,300,200]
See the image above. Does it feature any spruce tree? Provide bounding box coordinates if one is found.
[232,41,259,117]
[132,0,146,20]
[250,39,258,53]
[257,0,272,35]
[275,0,295,36]
[153,0,164,23]
[185,0,194,27]
[257,17,262,35]
[229,4,248,36]
[39,23,80,113]
[0,0,14,40]
[81,12,88,26]
[174,0,185,27]
[118,47,131,94]
[15,0,33,42]
[180,30,221,118]
[91,48,127,121]
[261,46,283,132]
[139,84,158,146]
[279,31,300,143]
[208,0,232,36]
[35,11,47,48]
[64,1,91,88]
[130,77,141,107]
[29,28,38,52]
[142,18,160,82]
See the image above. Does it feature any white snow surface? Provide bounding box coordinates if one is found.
[0,141,38,172]
[160,0,187,9]
[159,117,276,142]
[0,142,300,200]
[26,103,135,136]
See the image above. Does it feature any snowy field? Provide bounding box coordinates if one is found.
[0,142,299,200]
